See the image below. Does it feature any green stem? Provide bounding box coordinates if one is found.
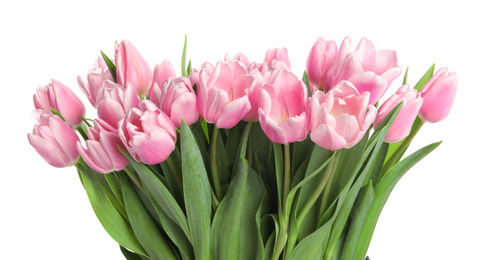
[123,166,144,192]
[380,119,425,180]
[271,221,288,260]
[210,125,223,201]
[318,154,340,219]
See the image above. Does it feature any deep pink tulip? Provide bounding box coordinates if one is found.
[258,69,308,144]
[77,56,114,107]
[96,81,140,128]
[197,61,254,129]
[28,114,80,167]
[115,40,153,96]
[306,37,338,91]
[149,60,176,98]
[76,119,129,173]
[150,76,199,127]
[309,81,377,150]
[419,67,458,123]
[33,79,86,127]
[264,47,291,69]
[118,100,177,164]
[374,84,423,143]
[325,37,402,104]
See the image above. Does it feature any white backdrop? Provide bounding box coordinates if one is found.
[1,0,478,259]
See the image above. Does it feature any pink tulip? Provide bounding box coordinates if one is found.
[33,79,86,127]
[258,69,308,144]
[150,76,199,127]
[148,60,176,98]
[77,56,114,107]
[419,67,458,123]
[325,37,402,104]
[374,84,423,143]
[309,81,377,150]
[224,52,251,68]
[28,114,80,167]
[118,100,177,164]
[115,40,153,96]
[76,119,129,173]
[190,62,214,88]
[306,37,338,91]
[197,61,254,129]
[264,47,291,69]
[96,81,141,128]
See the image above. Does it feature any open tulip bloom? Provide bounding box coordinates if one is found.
[28,36,457,260]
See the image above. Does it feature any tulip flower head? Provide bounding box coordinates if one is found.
[77,56,114,107]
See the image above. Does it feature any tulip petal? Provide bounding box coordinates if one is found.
[216,95,251,129]
[311,124,347,151]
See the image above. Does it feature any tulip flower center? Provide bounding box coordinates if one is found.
[282,109,287,122]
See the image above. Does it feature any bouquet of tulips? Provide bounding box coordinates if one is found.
[28,36,457,260]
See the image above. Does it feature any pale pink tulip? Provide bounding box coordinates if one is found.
[115,40,153,96]
[150,76,199,127]
[306,37,338,91]
[118,100,177,164]
[264,47,291,69]
[374,84,423,143]
[309,81,377,150]
[149,60,176,98]
[258,69,308,144]
[197,61,254,129]
[33,79,86,127]
[190,62,214,88]
[96,81,140,128]
[77,56,114,107]
[419,67,458,123]
[76,119,129,173]
[28,114,80,167]
[325,37,402,104]
[224,52,251,68]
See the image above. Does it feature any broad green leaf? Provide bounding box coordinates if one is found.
[340,181,375,260]
[201,120,210,144]
[101,51,117,83]
[119,174,176,260]
[181,120,211,260]
[105,173,124,205]
[413,64,435,91]
[354,141,441,259]
[291,135,314,178]
[211,158,265,260]
[119,149,190,239]
[181,35,187,76]
[120,246,148,260]
[79,164,147,256]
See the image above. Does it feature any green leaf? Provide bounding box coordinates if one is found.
[186,60,192,77]
[120,246,148,260]
[402,66,409,85]
[181,120,212,260]
[101,51,117,83]
[413,64,435,91]
[354,141,442,259]
[119,149,190,239]
[211,158,265,260]
[231,120,253,179]
[79,164,147,256]
[119,174,176,260]
[302,70,312,97]
[201,120,210,144]
[181,35,187,77]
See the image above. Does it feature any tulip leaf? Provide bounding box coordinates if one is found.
[119,173,176,260]
[186,60,192,77]
[231,120,253,179]
[119,149,191,240]
[201,120,210,144]
[302,70,312,97]
[354,141,441,259]
[181,119,212,260]
[211,158,265,260]
[120,246,149,260]
[181,35,187,77]
[78,164,147,257]
[403,66,409,84]
[413,64,435,91]
[101,50,117,83]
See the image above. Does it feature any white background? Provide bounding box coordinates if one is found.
[1,0,478,259]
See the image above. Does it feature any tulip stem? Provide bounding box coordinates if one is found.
[211,126,223,201]
[380,118,424,180]
[283,143,291,208]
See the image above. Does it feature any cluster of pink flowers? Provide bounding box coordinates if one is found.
[28,38,458,173]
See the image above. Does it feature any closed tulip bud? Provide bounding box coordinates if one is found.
[309,81,377,150]
[419,67,458,123]
[28,114,80,167]
[149,60,176,98]
[258,69,309,144]
[77,56,114,107]
[33,79,86,127]
[76,119,129,173]
[150,76,199,128]
[374,84,423,143]
[306,37,338,91]
[115,40,153,96]
[118,100,177,165]
[197,61,254,129]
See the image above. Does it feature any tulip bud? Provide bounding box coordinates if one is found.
[28,114,80,167]
[115,40,153,96]
[96,81,140,128]
[374,84,423,143]
[118,100,177,165]
[33,79,86,127]
[306,37,338,91]
[77,56,114,107]
[419,67,458,123]
[264,47,291,69]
